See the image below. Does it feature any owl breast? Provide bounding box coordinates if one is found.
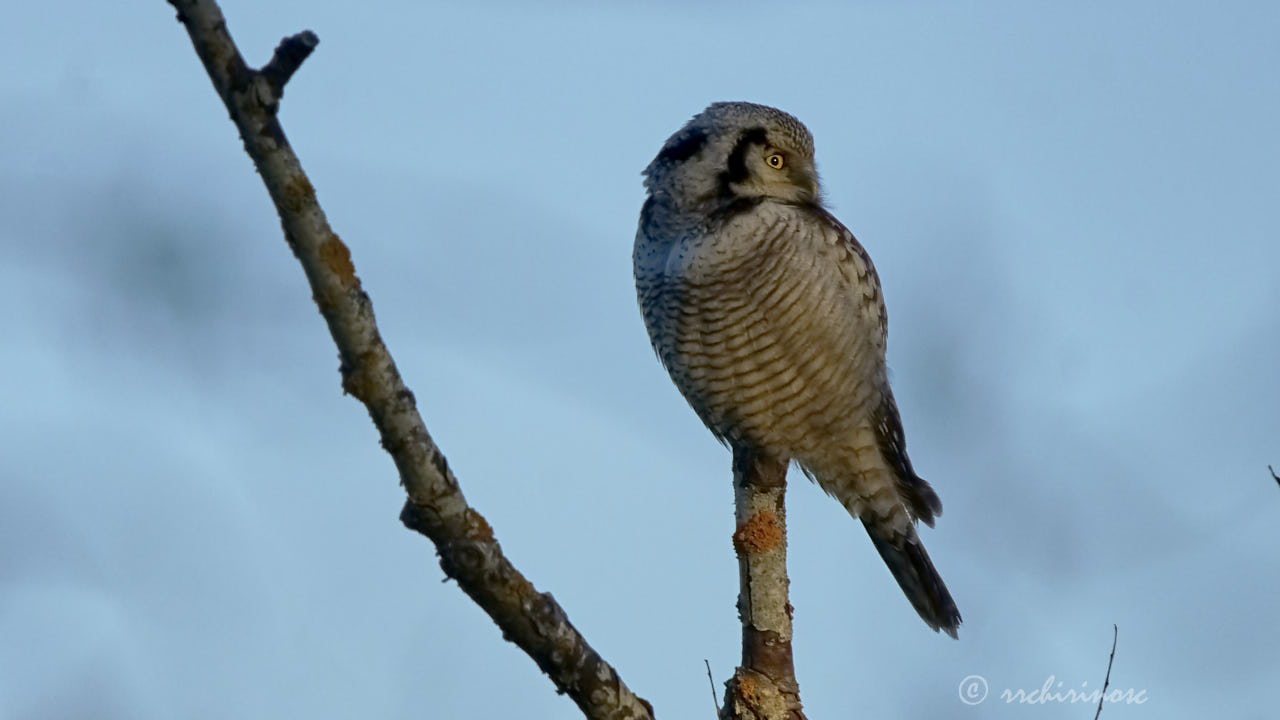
[636,201,886,459]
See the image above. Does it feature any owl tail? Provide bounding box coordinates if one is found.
[864,523,962,638]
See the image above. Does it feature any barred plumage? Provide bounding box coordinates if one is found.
[634,101,961,637]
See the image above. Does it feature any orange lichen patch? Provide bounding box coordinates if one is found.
[509,574,536,600]
[737,672,759,704]
[282,174,315,212]
[319,234,356,286]
[733,509,782,554]
[465,508,495,543]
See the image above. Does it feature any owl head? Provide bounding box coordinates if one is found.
[643,102,821,211]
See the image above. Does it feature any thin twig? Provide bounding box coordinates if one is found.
[1269,465,1278,487]
[165,2,652,718]
[1094,624,1118,720]
[705,659,721,716]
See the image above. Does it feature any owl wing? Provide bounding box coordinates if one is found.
[804,205,941,524]
[805,205,959,635]
[805,204,889,347]
[872,390,942,526]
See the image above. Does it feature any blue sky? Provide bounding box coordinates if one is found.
[2,2,1278,718]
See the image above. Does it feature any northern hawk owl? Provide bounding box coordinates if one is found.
[634,101,961,637]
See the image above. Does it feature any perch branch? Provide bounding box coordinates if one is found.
[165,2,653,718]
[721,448,806,720]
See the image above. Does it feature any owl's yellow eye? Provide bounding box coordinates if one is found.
[767,153,785,169]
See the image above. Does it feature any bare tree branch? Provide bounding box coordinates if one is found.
[705,659,722,716]
[1094,624,1118,720]
[721,449,806,720]
[165,2,653,717]
[1269,465,1278,488]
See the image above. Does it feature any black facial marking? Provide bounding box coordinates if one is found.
[656,128,709,164]
[719,126,769,192]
